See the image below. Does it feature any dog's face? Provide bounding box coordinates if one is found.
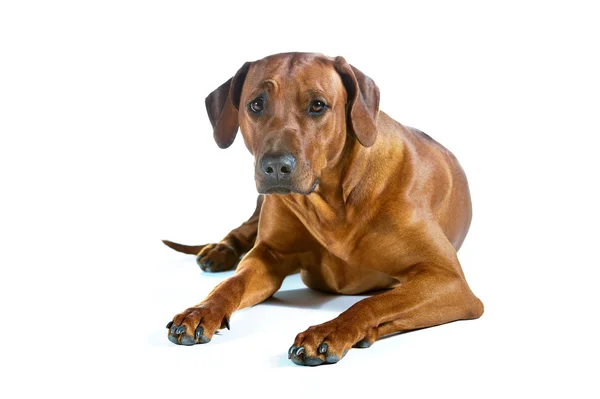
[205,53,380,195]
[239,54,348,195]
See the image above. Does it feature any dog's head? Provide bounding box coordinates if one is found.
[205,53,380,195]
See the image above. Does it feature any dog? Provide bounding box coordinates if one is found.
[163,52,484,366]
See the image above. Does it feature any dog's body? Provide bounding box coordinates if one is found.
[164,53,483,366]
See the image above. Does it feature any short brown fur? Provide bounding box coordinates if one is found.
[164,53,483,366]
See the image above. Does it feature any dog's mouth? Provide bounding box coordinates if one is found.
[307,178,319,194]
[261,178,319,196]
[265,186,292,194]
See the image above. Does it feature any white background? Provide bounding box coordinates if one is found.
[1,1,599,397]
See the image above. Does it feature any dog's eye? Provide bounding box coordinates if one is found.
[308,100,327,115]
[248,98,265,114]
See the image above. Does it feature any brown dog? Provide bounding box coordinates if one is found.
[163,52,484,366]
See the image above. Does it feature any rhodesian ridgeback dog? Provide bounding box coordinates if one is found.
[163,52,484,366]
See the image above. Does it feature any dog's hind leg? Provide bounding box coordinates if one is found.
[163,195,263,272]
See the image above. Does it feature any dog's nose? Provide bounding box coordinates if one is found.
[261,153,297,179]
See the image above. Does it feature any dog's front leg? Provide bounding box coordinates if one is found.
[167,244,296,345]
[288,263,484,366]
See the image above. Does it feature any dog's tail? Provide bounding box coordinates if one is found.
[162,240,206,255]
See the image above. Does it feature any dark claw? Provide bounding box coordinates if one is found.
[170,325,178,334]
[294,346,305,357]
[175,325,186,334]
[166,321,173,329]
[194,326,210,343]
[224,317,230,330]
[168,334,179,345]
[318,343,328,354]
[288,345,297,359]
[196,256,205,267]
[201,259,214,272]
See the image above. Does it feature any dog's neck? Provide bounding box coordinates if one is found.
[322,133,371,205]
[283,116,404,226]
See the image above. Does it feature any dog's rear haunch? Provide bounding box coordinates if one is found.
[164,52,483,366]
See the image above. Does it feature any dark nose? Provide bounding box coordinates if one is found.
[260,153,297,179]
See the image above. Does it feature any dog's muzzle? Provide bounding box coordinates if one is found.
[258,153,296,194]
[257,153,318,195]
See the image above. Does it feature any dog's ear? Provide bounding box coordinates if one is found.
[205,62,251,149]
[334,57,380,147]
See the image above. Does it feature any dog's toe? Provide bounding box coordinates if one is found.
[289,346,320,366]
[354,339,373,348]
[194,326,211,344]
[303,356,324,366]
[325,351,346,364]
[180,335,196,346]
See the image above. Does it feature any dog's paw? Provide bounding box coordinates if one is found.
[166,304,230,345]
[288,318,378,366]
[196,243,239,272]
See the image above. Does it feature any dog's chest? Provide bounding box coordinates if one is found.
[300,250,399,295]
[290,201,357,255]
[279,196,409,294]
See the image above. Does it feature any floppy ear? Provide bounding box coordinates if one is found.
[205,62,251,149]
[334,57,380,147]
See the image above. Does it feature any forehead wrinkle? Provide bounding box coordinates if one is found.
[261,79,278,91]
[287,53,317,74]
[305,88,327,98]
[246,58,342,105]
[295,72,340,104]
[297,88,331,106]
[246,79,279,100]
